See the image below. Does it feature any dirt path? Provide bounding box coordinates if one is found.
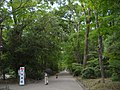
[0,71,83,90]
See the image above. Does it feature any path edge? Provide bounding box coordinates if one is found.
[75,77,89,90]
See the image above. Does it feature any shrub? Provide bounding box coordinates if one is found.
[71,63,83,76]
[73,66,83,76]
[81,67,96,79]
[105,69,112,78]
[87,59,98,67]
[94,66,101,78]
[111,73,119,81]
[72,63,79,71]
[109,59,120,81]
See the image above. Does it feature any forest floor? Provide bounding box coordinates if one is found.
[77,77,120,90]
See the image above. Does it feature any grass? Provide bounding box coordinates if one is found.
[77,77,120,90]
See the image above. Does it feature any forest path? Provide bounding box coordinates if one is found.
[0,71,83,90]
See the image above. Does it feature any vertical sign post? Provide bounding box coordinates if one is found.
[19,67,25,86]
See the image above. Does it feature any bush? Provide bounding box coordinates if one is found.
[87,59,99,67]
[81,67,96,79]
[27,70,43,80]
[94,66,101,78]
[111,73,119,81]
[105,69,112,78]
[109,59,120,81]
[71,63,83,76]
[26,66,43,80]
[72,63,79,72]
[73,66,83,76]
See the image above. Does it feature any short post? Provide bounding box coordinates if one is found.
[19,67,25,86]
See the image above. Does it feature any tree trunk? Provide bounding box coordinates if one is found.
[83,8,90,68]
[0,27,5,80]
[2,70,5,80]
[94,10,105,83]
[98,35,105,83]
[76,22,81,63]
[15,67,18,79]
[83,28,89,67]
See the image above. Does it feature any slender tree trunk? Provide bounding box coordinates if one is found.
[83,8,90,68]
[76,22,81,63]
[15,67,18,79]
[94,10,105,83]
[98,35,105,83]
[83,27,89,67]
[2,69,5,80]
[0,26,5,80]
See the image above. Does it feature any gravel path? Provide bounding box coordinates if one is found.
[0,71,83,90]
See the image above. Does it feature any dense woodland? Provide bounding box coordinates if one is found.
[0,0,120,83]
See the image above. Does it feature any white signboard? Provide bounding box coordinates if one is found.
[19,67,25,86]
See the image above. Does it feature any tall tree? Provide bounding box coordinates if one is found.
[80,1,91,67]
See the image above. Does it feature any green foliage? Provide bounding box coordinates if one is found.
[87,59,99,67]
[26,65,43,80]
[111,73,120,81]
[74,67,82,76]
[87,59,101,78]
[109,59,120,70]
[0,0,120,82]
[94,66,101,78]
[105,30,120,81]
[81,67,96,79]
[71,63,83,76]
[105,70,112,78]
[109,59,120,81]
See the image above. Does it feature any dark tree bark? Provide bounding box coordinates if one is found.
[94,10,105,83]
[98,35,105,83]
[2,69,6,80]
[82,7,91,68]
[76,22,81,63]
